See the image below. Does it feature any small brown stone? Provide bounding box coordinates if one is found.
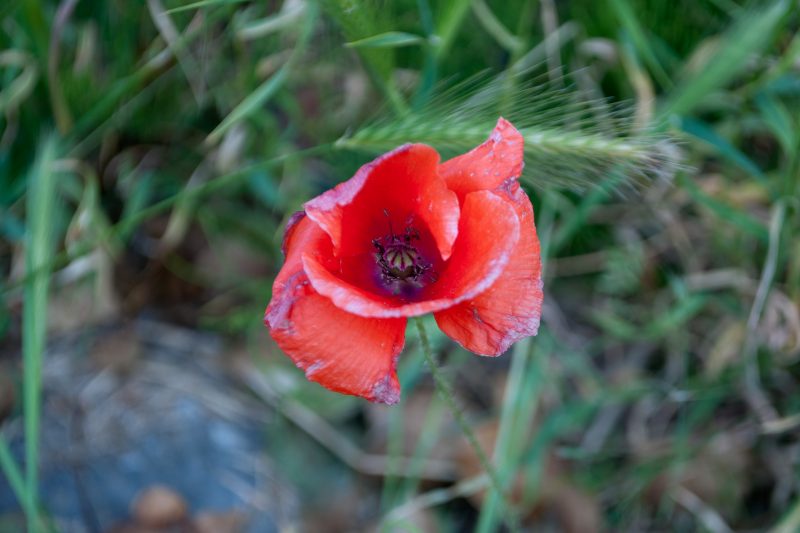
[131,485,188,528]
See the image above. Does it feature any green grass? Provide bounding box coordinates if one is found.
[1,0,799,531]
[1,136,60,533]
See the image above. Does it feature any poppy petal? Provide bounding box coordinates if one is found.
[265,214,406,403]
[302,190,520,318]
[268,291,406,403]
[439,117,524,198]
[305,144,460,260]
[434,181,543,355]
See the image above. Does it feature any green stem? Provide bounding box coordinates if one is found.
[0,438,51,533]
[0,438,27,515]
[477,339,534,533]
[413,318,519,532]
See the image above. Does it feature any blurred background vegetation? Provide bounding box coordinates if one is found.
[1,0,799,531]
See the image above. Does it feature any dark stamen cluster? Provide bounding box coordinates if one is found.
[372,212,437,293]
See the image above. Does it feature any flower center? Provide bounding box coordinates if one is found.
[372,212,438,294]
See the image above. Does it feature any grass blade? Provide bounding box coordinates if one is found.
[0,438,27,516]
[660,0,789,118]
[434,0,471,62]
[22,136,60,532]
[319,0,408,114]
[755,93,797,157]
[164,0,248,14]
[345,31,425,49]
[206,3,317,145]
[608,0,672,88]
[477,338,541,533]
[412,0,437,108]
[678,173,769,244]
[679,117,766,183]
[0,50,39,113]
[470,0,523,54]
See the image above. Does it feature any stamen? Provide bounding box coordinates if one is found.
[383,208,395,238]
[373,211,437,294]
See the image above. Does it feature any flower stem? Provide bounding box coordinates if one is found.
[413,318,520,532]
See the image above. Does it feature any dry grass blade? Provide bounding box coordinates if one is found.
[383,474,489,525]
[234,360,456,482]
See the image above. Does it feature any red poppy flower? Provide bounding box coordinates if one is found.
[265,118,543,404]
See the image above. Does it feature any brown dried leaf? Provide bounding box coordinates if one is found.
[760,292,800,363]
[705,320,746,377]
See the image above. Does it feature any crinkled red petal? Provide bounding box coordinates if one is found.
[439,117,524,199]
[265,214,406,404]
[302,190,520,318]
[435,181,543,355]
[304,144,460,260]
